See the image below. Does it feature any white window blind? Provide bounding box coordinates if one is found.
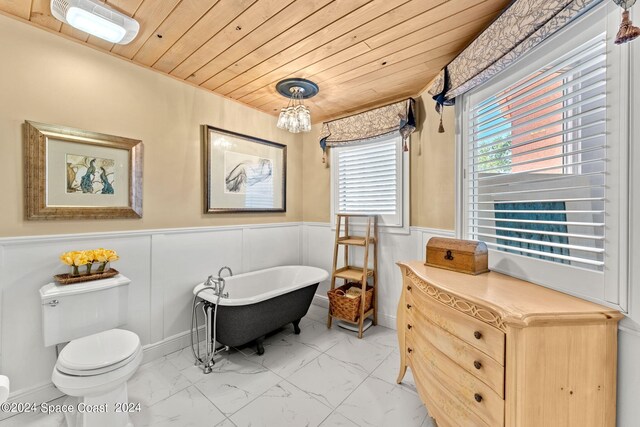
[332,136,404,227]
[467,33,607,271]
[463,4,628,307]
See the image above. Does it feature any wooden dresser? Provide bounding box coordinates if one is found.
[396,261,622,427]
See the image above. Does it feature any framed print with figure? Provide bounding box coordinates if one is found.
[203,125,286,213]
[24,121,143,219]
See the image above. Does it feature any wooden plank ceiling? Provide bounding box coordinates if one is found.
[1,0,510,122]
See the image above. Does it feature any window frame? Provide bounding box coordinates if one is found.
[456,2,629,311]
[330,133,409,233]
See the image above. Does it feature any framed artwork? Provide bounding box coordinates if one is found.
[24,121,143,220]
[203,125,286,213]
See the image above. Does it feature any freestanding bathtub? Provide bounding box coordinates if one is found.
[193,265,329,354]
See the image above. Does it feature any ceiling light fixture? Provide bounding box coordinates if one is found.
[51,0,139,44]
[275,78,319,133]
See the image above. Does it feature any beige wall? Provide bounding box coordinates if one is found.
[0,15,302,237]
[301,124,331,223]
[302,95,456,229]
[410,95,456,230]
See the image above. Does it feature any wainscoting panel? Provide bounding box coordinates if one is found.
[244,224,302,272]
[302,223,336,298]
[152,228,244,339]
[618,327,640,426]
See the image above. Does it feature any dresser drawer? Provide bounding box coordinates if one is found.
[413,337,504,427]
[407,309,505,398]
[406,282,505,364]
[410,352,491,427]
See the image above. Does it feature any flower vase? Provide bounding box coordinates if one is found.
[97,262,110,273]
[70,265,81,277]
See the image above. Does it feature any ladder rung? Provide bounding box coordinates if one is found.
[329,308,375,324]
[337,236,376,246]
[333,267,374,282]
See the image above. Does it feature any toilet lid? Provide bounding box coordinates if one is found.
[57,329,140,374]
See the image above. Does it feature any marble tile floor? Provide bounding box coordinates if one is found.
[1,304,433,427]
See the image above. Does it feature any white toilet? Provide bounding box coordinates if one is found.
[40,275,142,427]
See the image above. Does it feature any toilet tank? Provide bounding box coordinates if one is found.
[40,275,131,347]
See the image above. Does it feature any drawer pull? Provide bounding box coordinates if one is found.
[406,304,412,309]
[473,360,482,370]
[474,331,483,340]
[407,285,412,291]
[407,324,413,330]
[474,393,483,403]
[407,347,413,353]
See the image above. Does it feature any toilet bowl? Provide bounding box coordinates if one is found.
[40,275,141,427]
[51,329,142,427]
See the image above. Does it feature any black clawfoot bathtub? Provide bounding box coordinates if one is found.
[193,266,328,354]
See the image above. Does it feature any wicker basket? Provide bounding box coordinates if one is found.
[328,283,374,322]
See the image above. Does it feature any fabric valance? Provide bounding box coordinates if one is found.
[429,0,600,106]
[319,98,416,163]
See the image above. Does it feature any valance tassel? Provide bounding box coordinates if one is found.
[615,9,640,44]
[432,66,453,133]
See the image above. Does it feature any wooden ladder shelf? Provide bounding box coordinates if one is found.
[327,214,378,338]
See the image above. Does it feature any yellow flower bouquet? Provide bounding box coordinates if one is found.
[92,248,120,272]
[59,248,119,277]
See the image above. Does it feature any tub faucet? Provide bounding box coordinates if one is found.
[204,275,216,288]
[218,266,233,278]
[215,267,232,299]
[204,275,221,295]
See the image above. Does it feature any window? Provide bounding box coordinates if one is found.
[331,134,407,228]
[460,4,628,307]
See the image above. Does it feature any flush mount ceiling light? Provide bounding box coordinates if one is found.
[51,0,139,44]
[275,78,319,133]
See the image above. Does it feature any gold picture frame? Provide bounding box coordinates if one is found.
[24,121,143,220]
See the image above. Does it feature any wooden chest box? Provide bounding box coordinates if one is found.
[426,237,489,275]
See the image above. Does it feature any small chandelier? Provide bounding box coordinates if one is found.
[275,78,319,133]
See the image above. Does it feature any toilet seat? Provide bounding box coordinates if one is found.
[57,329,141,376]
[52,345,143,398]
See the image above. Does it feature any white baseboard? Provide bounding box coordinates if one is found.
[312,295,397,330]
[312,294,330,308]
[1,328,204,419]
[141,327,204,364]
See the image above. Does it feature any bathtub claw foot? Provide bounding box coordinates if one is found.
[256,336,265,355]
[293,319,301,335]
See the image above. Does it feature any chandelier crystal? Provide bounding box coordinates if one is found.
[276,87,312,133]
